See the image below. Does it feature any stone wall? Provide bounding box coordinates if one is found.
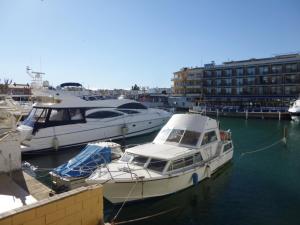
[0,185,103,225]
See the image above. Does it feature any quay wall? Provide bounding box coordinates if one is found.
[0,185,103,225]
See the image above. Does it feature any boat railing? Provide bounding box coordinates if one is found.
[100,161,153,181]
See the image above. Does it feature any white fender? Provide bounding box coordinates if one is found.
[205,165,211,178]
[52,136,59,150]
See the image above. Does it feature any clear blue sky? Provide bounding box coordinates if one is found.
[1,0,300,89]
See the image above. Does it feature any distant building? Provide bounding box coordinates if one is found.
[171,67,203,108]
[172,54,300,108]
[5,83,32,101]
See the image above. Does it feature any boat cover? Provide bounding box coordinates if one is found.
[52,144,111,178]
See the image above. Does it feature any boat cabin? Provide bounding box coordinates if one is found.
[21,99,148,133]
[117,114,232,175]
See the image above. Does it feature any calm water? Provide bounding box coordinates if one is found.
[25,117,300,225]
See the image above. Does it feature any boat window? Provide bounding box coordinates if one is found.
[166,129,184,143]
[120,153,133,163]
[154,128,200,147]
[147,158,167,173]
[86,111,123,119]
[194,152,203,163]
[202,131,218,145]
[117,109,139,114]
[180,130,201,146]
[223,142,232,152]
[22,108,48,127]
[69,109,84,120]
[131,155,148,167]
[185,156,194,166]
[172,159,185,170]
[169,156,194,171]
[117,103,147,109]
[49,109,69,121]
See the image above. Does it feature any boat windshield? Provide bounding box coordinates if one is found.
[22,108,48,127]
[119,153,134,163]
[119,153,149,167]
[154,128,201,147]
[131,155,148,167]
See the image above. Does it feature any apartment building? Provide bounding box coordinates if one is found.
[172,53,300,108]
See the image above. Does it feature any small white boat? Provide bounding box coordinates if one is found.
[288,97,300,121]
[17,99,172,153]
[50,142,122,191]
[86,113,234,204]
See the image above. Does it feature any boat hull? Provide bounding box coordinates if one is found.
[21,116,169,153]
[101,150,233,204]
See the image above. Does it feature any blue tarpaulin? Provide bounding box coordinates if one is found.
[52,144,111,178]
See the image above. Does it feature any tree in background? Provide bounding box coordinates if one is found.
[0,78,12,94]
[131,84,140,91]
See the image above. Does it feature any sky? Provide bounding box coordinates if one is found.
[0,0,300,89]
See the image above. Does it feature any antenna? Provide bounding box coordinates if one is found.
[26,66,45,89]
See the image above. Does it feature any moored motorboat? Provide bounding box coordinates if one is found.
[50,142,122,191]
[288,97,300,121]
[17,98,172,153]
[86,113,234,204]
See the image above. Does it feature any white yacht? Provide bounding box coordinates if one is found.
[288,97,300,121]
[86,114,233,204]
[17,98,171,153]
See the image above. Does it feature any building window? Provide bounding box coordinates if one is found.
[261,76,268,84]
[187,73,195,79]
[225,88,231,95]
[237,78,243,86]
[225,79,231,86]
[205,71,212,77]
[216,79,221,86]
[285,64,297,73]
[271,65,282,74]
[216,70,222,77]
[216,88,221,94]
[257,87,263,95]
[270,87,282,95]
[285,74,300,84]
[270,76,281,84]
[285,86,299,95]
[247,67,256,75]
[259,66,269,75]
[236,68,244,76]
[237,87,242,95]
[225,69,232,77]
[247,77,255,85]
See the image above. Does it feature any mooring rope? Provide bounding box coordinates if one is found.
[112,206,180,225]
[240,138,284,158]
[111,179,139,223]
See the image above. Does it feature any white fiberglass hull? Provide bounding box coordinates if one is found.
[92,150,233,204]
[21,116,169,153]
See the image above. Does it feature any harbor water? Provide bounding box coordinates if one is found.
[24,117,300,225]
